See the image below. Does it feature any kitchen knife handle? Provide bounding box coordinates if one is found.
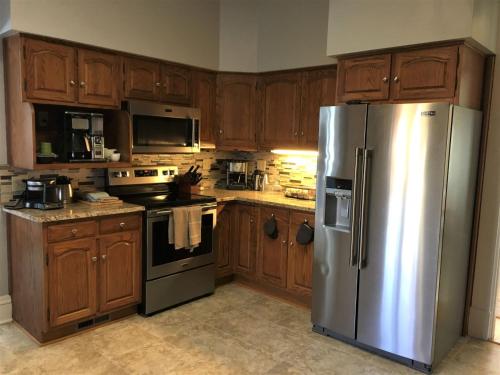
[349,147,363,267]
[359,149,371,270]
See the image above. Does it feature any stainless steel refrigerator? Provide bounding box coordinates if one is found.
[312,103,481,372]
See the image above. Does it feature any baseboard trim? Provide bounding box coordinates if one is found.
[0,294,12,324]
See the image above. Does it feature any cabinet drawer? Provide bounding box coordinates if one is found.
[99,215,141,234]
[47,221,97,243]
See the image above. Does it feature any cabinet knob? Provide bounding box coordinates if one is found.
[282,240,287,244]
[101,254,107,260]
[393,76,400,83]
[301,131,304,136]
[294,131,298,136]
[219,129,223,135]
[71,228,78,235]
[79,81,86,87]
[382,76,389,83]
[155,82,161,87]
[290,241,294,246]
[250,218,254,223]
[91,256,97,262]
[69,80,76,86]
[119,222,126,229]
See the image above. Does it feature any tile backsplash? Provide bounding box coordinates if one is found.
[0,150,318,203]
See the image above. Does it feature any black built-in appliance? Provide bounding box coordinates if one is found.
[106,166,216,315]
[64,111,105,162]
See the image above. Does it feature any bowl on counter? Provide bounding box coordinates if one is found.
[110,153,121,162]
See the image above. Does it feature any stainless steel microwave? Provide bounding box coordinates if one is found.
[126,100,200,154]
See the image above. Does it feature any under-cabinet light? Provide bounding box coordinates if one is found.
[270,149,319,156]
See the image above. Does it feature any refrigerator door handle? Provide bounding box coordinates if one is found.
[359,149,371,270]
[349,147,363,266]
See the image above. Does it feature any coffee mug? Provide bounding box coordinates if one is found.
[40,142,52,155]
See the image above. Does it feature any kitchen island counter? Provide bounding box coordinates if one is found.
[3,202,145,223]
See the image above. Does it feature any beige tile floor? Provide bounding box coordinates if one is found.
[1,283,500,374]
[495,318,500,343]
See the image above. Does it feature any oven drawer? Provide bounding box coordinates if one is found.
[47,221,97,243]
[100,215,141,234]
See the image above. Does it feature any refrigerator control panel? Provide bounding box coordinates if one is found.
[324,177,352,232]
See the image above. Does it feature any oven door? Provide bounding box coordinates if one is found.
[146,205,216,280]
[128,100,200,154]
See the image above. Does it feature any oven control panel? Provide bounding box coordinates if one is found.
[107,166,179,186]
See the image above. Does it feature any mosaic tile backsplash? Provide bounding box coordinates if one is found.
[0,151,318,203]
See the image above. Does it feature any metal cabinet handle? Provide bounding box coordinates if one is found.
[294,131,298,136]
[155,82,161,87]
[393,76,400,83]
[101,254,107,260]
[219,129,223,135]
[71,228,78,235]
[289,241,294,246]
[91,256,97,262]
[301,131,304,136]
[350,148,363,267]
[382,76,389,83]
[282,240,287,244]
[79,81,86,87]
[119,222,126,229]
[359,149,372,270]
[69,80,76,86]
[250,218,254,223]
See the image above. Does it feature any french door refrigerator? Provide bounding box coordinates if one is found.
[312,103,481,373]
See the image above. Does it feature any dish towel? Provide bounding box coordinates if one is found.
[187,205,202,249]
[168,207,190,250]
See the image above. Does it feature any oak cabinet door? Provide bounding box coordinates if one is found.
[260,72,302,149]
[77,49,121,107]
[48,238,97,327]
[193,70,216,146]
[123,57,161,101]
[161,64,192,104]
[300,68,337,149]
[98,231,141,312]
[391,46,458,101]
[257,207,289,288]
[234,205,258,278]
[24,38,77,103]
[336,54,391,102]
[287,212,314,297]
[216,74,257,151]
[215,204,233,278]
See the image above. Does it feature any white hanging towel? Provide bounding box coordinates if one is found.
[168,207,190,250]
[187,205,202,248]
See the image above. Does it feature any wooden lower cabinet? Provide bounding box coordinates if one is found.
[233,205,258,278]
[257,207,289,288]
[48,238,97,327]
[286,212,315,297]
[98,231,141,313]
[215,203,234,278]
[7,212,142,343]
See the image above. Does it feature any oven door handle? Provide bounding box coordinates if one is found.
[148,203,217,218]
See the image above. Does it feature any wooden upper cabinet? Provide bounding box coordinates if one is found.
[24,38,77,103]
[77,49,121,107]
[123,57,161,101]
[216,74,257,151]
[287,211,314,297]
[336,54,391,102]
[215,204,233,278]
[193,70,216,146]
[391,46,458,101]
[300,68,337,149]
[161,64,192,104]
[98,231,141,313]
[257,207,289,288]
[234,205,258,278]
[48,238,97,327]
[260,72,302,149]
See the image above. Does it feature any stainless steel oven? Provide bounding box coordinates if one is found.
[146,203,216,279]
[126,100,201,153]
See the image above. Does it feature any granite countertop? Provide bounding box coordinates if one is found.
[198,188,316,212]
[3,202,145,223]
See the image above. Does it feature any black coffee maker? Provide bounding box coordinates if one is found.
[64,111,93,161]
[23,177,64,210]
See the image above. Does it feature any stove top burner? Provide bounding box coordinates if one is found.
[119,193,216,210]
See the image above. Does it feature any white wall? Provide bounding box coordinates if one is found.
[9,0,220,69]
[327,0,498,56]
[468,6,500,337]
[219,0,258,72]
[256,0,335,71]
[0,0,10,35]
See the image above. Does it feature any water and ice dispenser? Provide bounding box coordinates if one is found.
[324,177,352,232]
